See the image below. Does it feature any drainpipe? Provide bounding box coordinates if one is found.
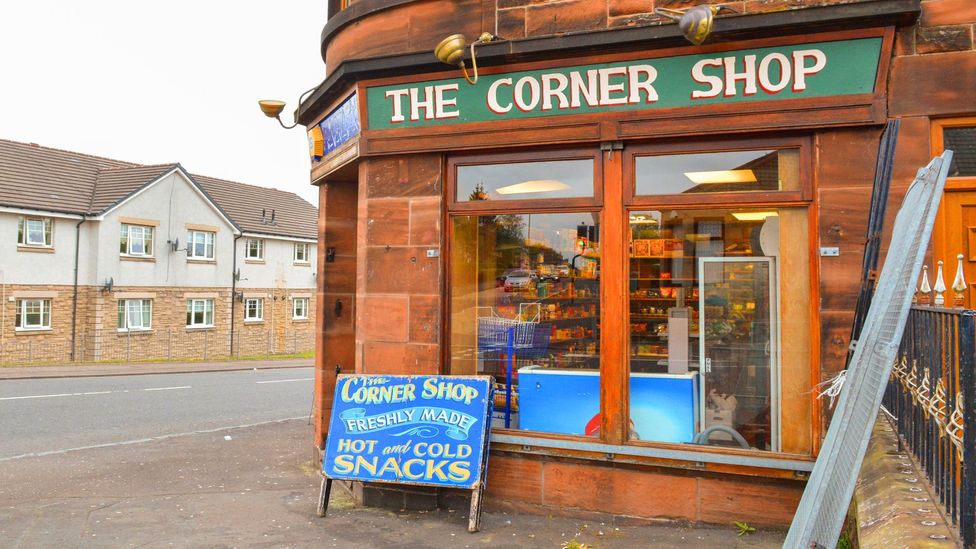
[70,216,87,361]
[229,233,242,356]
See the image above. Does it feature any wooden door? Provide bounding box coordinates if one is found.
[933,190,976,308]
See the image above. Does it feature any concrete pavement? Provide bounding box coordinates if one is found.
[0,418,785,548]
[0,357,312,380]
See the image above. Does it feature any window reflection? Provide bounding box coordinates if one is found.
[635,149,799,195]
[457,159,594,202]
[450,212,601,436]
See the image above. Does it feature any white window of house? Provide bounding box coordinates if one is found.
[292,297,309,320]
[120,224,154,256]
[118,299,152,331]
[244,298,263,321]
[245,239,264,260]
[15,299,51,330]
[294,242,309,263]
[187,230,215,259]
[186,298,215,327]
[17,217,53,247]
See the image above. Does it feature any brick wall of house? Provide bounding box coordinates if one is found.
[0,283,315,364]
[356,154,443,376]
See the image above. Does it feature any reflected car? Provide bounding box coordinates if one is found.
[502,270,534,292]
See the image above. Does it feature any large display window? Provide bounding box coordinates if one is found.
[448,139,814,457]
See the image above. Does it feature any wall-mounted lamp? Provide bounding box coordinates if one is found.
[434,32,497,85]
[257,86,318,129]
[655,5,724,45]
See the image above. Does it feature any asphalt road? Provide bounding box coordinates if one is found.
[0,367,314,461]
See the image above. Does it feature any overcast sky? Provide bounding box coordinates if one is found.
[0,1,327,205]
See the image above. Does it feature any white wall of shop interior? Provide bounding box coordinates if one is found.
[236,236,316,290]
[96,171,236,289]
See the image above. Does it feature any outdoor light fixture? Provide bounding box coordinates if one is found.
[257,86,317,130]
[655,5,724,45]
[434,32,497,85]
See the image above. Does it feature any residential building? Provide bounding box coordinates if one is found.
[0,139,317,363]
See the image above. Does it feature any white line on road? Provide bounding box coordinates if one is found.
[0,385,192,401]
[255,378,314,384]
[0,416,307,462]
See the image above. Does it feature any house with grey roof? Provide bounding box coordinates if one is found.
[0,139,317,363]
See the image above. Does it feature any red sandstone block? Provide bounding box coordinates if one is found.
[362,341,440,375]
[894,25,915,57]
[409,294,441,344]
[609,0,652,17]
[485,455,544,504]
[363,295,409,342]
[409,197,441,246]
[365,246,441,294]
[698,477,803,527]
[890,51,976,117]
[542,461,698,520]
[915,25,973,54]
[367,199,410,246]
[525,0,608,37]
[921,0,976,27]
[498,7,527,40]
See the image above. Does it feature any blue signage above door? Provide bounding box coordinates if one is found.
[308,93,360,162]
[322,375,494,490]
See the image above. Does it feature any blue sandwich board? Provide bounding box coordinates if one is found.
[318,375,494,532]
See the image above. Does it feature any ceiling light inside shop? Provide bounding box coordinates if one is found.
[683,169,758,185]
[732,211,779,221]
[629,214,658,224]
[495,179,571,195]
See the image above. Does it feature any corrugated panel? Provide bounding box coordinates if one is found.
[785,151,954,548]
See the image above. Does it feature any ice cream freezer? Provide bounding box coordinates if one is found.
[516,367,699,443]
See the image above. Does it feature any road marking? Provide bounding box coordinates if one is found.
[0,416,307,462]
[255,378,314,384]
[0,385,191,401]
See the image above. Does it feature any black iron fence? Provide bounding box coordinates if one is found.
[0,328,314,365]
[884,306,976,547]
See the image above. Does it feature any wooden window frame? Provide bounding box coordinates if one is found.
[447,147,604,213]
[932,117,976,191]
[623,135,814,208]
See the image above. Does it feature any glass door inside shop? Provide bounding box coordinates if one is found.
[699,257,778,452]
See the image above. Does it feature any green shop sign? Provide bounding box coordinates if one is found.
[367,38,881,130]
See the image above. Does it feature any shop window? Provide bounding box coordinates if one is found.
[943,126,976,178]
[634,149,800,196]
[456,158,595,202]
[15,298,51,330]
[245,239,264,260]
[629,208,811,452]
[186,298,214,327]
[244,298,263,321]
[120,224,154,257]
[17,217,53,247]
[118,299,152,331]
[450,211,601,436]
[293,297,309,319]
[187,230,215,259]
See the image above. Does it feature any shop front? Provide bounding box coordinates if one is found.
[300,0,967,526]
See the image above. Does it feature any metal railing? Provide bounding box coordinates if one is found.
[0,328,314,366]
[884,305,976,547]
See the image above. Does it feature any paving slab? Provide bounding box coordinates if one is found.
[0,418,785,548]
[0,358,312,380]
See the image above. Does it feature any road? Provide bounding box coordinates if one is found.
[0,367,314,461]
